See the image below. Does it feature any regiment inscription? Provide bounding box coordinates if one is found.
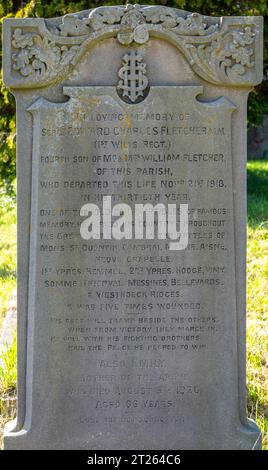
[3,4,263,450]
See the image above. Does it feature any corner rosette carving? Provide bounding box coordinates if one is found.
[7,5,262,88]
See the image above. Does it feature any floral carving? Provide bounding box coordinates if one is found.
[184,26,255,84]
[12,28,79,79]
[55,5,218,45]
[58,15,90,36]
[212,27,255,81]
[7,5,261,88]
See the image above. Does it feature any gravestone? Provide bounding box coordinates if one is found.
[3,5,263,449]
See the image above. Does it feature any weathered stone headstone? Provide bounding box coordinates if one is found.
[3,5,263,449]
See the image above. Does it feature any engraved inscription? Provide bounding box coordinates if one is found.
[24,86,239,449]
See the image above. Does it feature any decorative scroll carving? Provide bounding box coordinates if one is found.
[87,5,219,45]
[58,15,91,36]
[56,5,219,44]
[12,28,79,78]
[3,4,263,88]
[183,25,255,84]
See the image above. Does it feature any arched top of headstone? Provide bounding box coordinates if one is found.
[3,4,263,89]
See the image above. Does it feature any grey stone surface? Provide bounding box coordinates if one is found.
[2,5,263,449]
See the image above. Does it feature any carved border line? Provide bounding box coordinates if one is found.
[3,5,263,88]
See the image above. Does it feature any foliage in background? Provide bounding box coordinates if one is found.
[247,160,268,229]
[246,160,268,449]
[0,0,268,193]
[0,335,17,394]
[0,334,17,450]
[0,184,16,331]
